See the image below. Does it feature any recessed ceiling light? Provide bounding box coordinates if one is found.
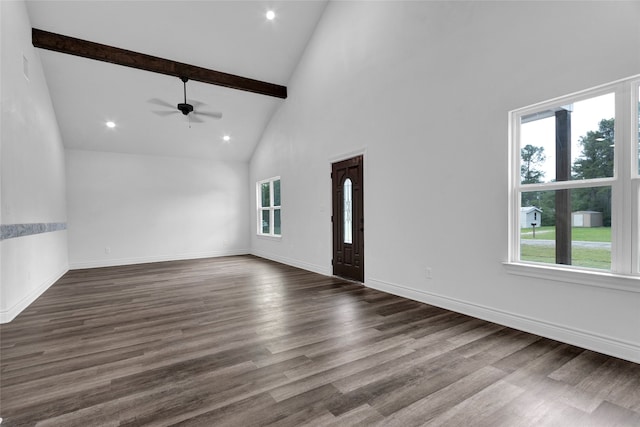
[223,135,231,142]
[106,121,116,128]
[266,10,275,20]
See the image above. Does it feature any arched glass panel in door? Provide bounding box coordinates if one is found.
[344,178,353,244]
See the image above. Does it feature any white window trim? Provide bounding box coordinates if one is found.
[503,262,640,293]
[257,176,281,237]
[506,75,640,290]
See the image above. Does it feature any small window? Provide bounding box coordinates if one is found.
[257,177,281,237]
[509,75,640,278]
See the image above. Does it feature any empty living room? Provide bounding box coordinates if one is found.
[1,1,639,426]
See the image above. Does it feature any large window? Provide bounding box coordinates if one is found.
[509,75,640,281]
[257,177,281,237]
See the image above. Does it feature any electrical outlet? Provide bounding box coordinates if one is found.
[426,267,432,279]
[105,246,111,254]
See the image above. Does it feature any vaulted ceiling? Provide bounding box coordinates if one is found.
[26,1,328,161]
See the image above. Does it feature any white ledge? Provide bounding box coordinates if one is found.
[503,262,640,293]
[256,234,282,241]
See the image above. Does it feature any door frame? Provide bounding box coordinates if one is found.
[330,148,367,282]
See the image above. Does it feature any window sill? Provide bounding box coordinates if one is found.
[503,262,640,293]
[256,234,282,241]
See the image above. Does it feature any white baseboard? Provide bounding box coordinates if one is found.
[69,249,250,270]
[251,250,332,276]
[0,265,69,324]
[367,277,640,364]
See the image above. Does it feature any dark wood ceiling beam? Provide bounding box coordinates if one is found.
[32,28,287,99]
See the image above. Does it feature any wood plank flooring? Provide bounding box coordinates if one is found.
[1,255,639,426]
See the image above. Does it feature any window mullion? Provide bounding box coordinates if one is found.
[630,81,640,274]
[611,84,632,274]
[631,179,640,274]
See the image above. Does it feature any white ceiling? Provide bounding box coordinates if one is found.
[26,0,328,161]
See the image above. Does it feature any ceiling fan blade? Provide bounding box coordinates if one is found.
[152,110,179,116]
[190,99,207,108]
[148,98,176,109]
[188,114,204,123]
[194,111,223,119]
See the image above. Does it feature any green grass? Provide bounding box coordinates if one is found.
[520,226,611,270]
[520,226,611,242]
[520,245,611,270]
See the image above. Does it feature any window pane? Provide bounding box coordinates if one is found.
[520,118,554,184]
[274,209,281,235]
[274,179,281,207]
[520,93,615,184]
[261,183,270,208]
[262,210,270,234]
[344,178,353,244]
[520,188,611,270]
[571,187,611,270]
[520,190,555,264]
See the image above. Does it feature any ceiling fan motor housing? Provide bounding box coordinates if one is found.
[177,103,194,115]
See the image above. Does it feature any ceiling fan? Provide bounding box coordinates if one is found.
[150,77,223,123]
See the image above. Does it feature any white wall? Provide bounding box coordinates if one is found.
[0,0,69,322]
[251,1,640,361]
[66,149,249,268]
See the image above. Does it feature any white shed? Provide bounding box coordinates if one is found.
[572,211,603,228]
[520,207,542,228]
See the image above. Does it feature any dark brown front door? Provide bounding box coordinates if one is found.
[332,155,364,282]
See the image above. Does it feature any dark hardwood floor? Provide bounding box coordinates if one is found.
[1,255,639,426]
